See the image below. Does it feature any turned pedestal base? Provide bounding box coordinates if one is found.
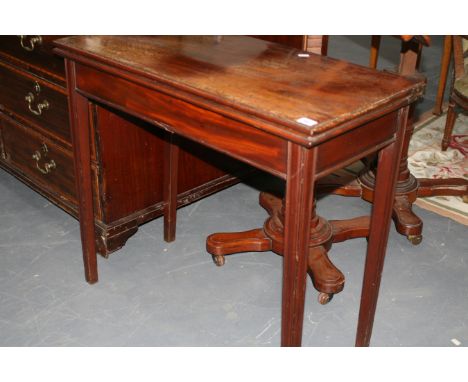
[317,168,468,245]
[207,192,370,304]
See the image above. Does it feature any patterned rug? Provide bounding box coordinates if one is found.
[408,113,468,225]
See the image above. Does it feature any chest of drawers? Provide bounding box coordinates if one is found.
[0,35,244,256]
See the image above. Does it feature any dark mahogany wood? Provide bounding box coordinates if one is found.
[163,133,179,242]
[206,112,401,306]
[0,35,66,85]
[0,61,71,144]
[252,35,306,50]
[281,143,316,346]
[55,35,424,346]
[65,59,98,283]
[355,106,408,346]
[0,113,77,203]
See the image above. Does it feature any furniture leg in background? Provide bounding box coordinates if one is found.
[163,133,179,242]
[317,36,468,245]
[441,36,468,153]
[433,35,452,116]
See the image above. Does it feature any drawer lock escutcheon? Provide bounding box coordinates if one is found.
[25,82,50,116]
[32,143,56,175]
[19,35,42,51]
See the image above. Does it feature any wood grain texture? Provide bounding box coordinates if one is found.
[0,35,66,85]
[75,63,288,178]
[65,59,98,283]
[54,36,422,140]
[163,133,179,242]
[281,143,316,346]
[0,113,76,203]
[355,106,408,346]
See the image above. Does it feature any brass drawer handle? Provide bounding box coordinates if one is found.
[25,82,50,116]
[19,35,42,51]
[32,143,56,174]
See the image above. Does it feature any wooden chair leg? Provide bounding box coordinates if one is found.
[163,133,179,242]
[369,36,381,69]
[441,99,457,151]
[433,35,452,116]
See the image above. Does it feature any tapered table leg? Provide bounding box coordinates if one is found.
[281,143,316,347]
[355,107,408,346]
[66,59,98,284]
[163,133,179,242]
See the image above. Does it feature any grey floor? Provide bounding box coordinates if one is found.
[1,36,467,347]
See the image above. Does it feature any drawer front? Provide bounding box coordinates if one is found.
[0,114,77,204]
[0,62,71,143]
[0,35,65,84]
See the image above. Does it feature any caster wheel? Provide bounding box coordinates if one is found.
[213,255,225,267]
[318,292,333,305]
[407,235,422,245]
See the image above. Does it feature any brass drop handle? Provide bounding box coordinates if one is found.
[25,82,50,116]
[32,144,56,174]
[19,35,42,51]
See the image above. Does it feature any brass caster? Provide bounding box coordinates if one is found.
[213,255,225,267]
[408,235,422,245]
[318,292,333,305]
[462,195,468,203]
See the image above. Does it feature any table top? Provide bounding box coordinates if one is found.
[55,36,424,137]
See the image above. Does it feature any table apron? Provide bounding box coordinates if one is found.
[315,111,398,179]
[73,63,399,182]
[74,63,288,179]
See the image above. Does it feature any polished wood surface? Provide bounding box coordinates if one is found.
[0,61,71,144]
[0,35,66,85]
[56,36,419,141]
[1,113,77,203]
[55,35,424,346]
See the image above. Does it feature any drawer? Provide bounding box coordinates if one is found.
[0,62,71,144]
[0,114,77,204]
[0,35,65,84]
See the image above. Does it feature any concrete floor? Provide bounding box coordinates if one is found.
[1,36,467,346]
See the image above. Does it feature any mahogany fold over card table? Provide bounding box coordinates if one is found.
[54,36,424,346]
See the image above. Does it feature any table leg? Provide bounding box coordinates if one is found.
[163,133,179,242]
[65,59,98,284]
[355,106,408,346]
[281,143,316,346]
